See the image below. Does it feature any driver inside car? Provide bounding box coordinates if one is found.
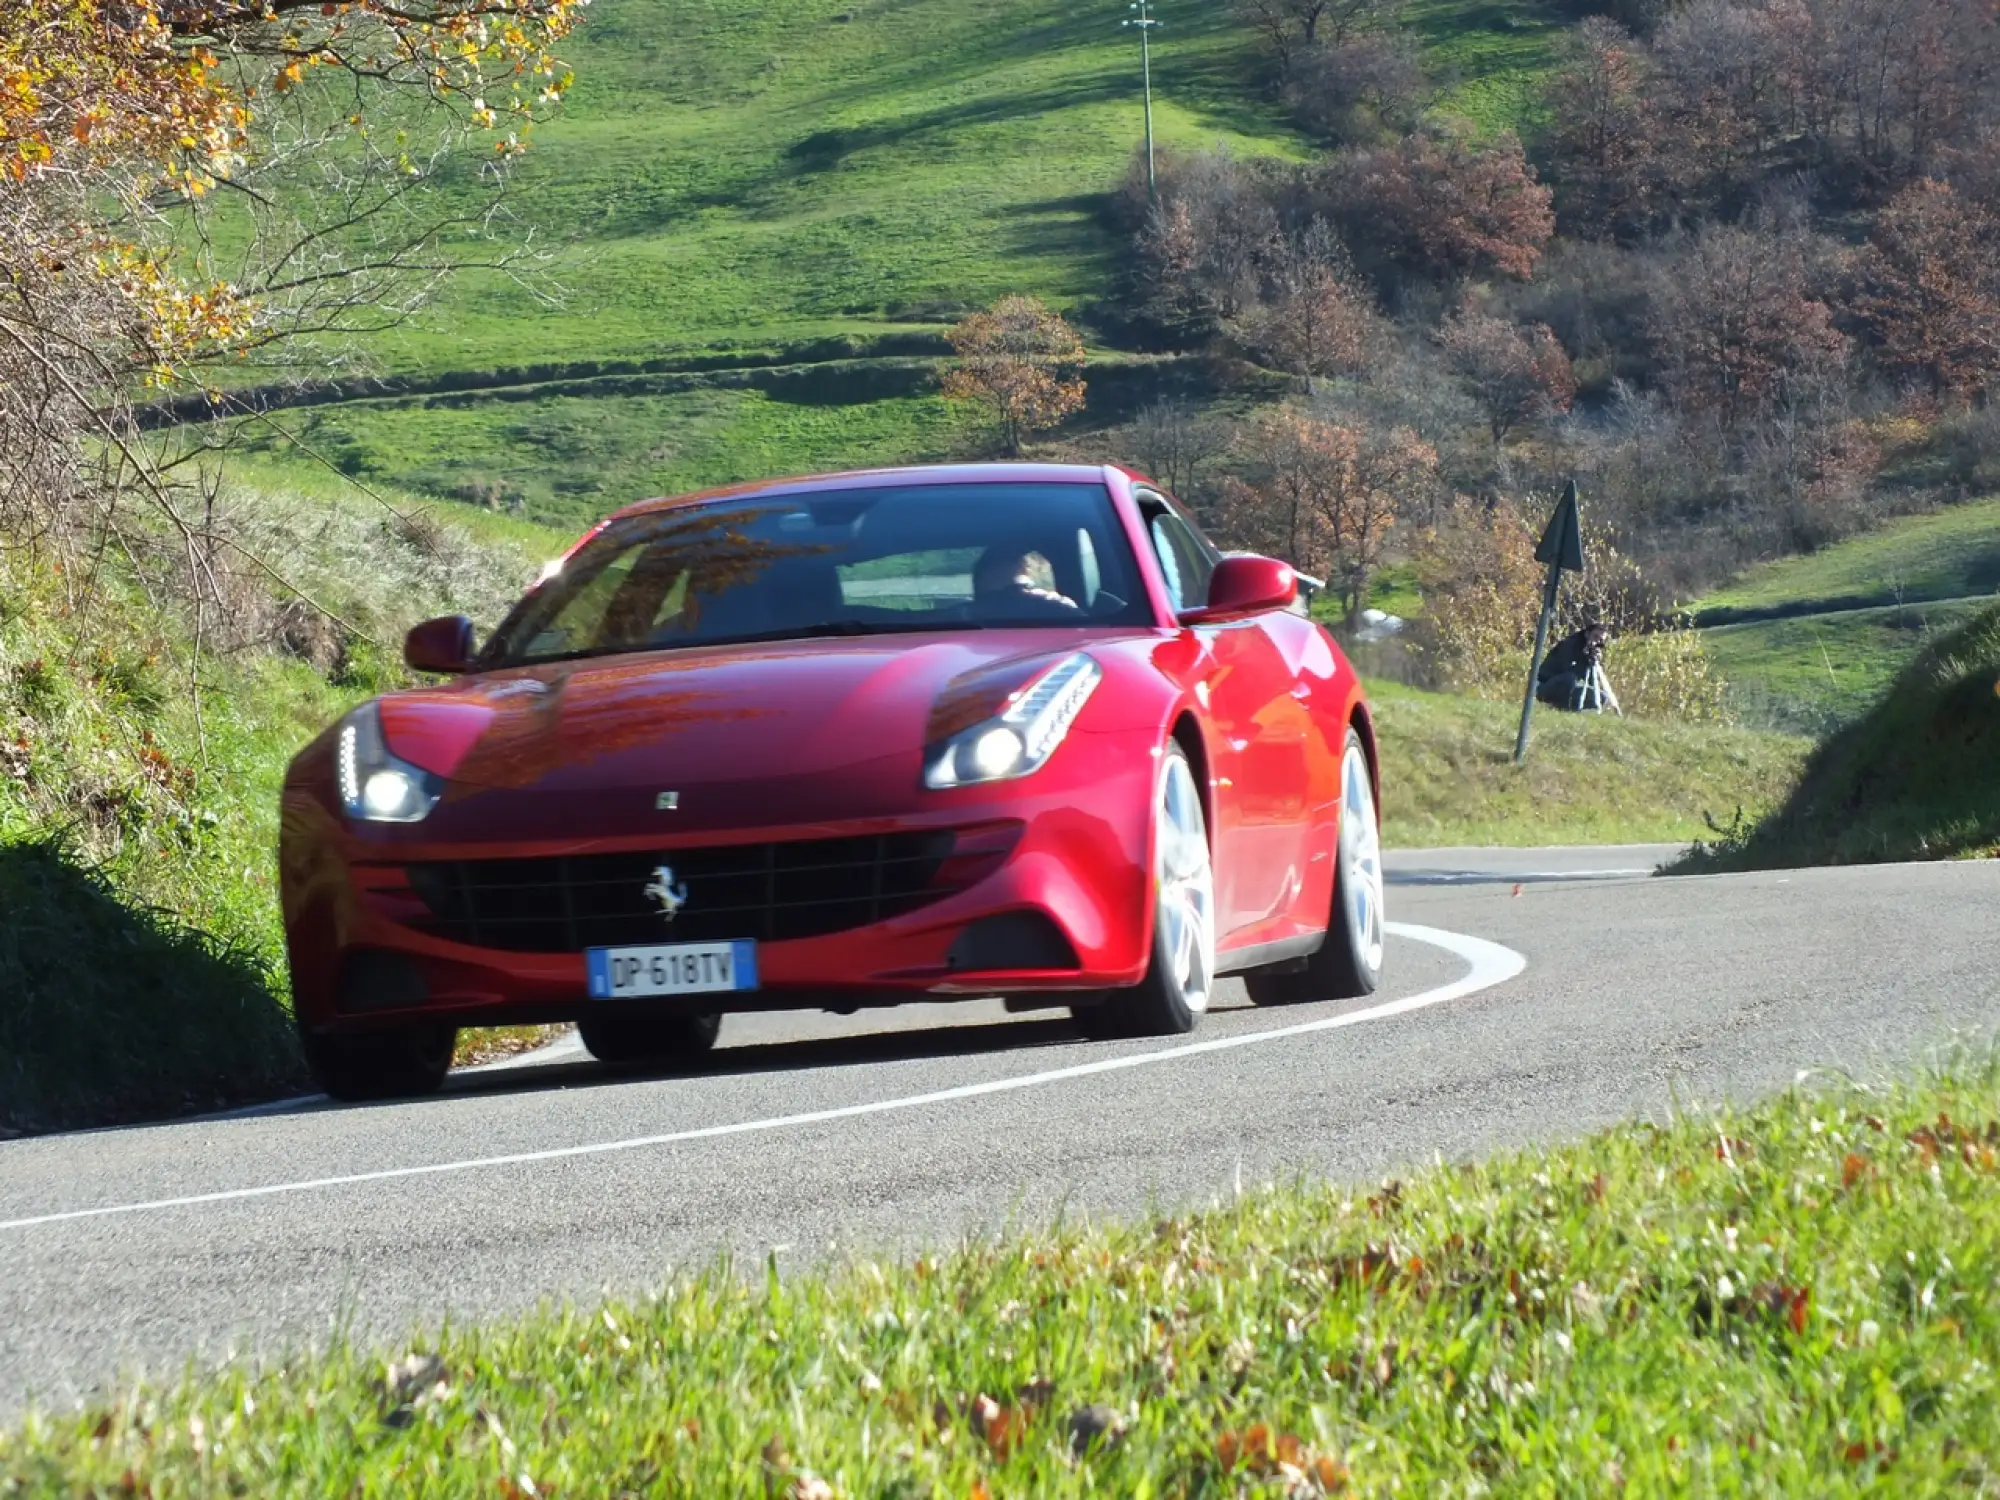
[971,546,1079,614]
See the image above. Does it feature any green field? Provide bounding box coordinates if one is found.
[1369,678,1806,847]
[1695,498,2000,733]
[1402,0,1563,134]
[238,0,1571,518]
[266,0,1299,517]
[1685,602,2000,871]
[11,1055,1999,1492]
[1698,497,2000,621]
[393,0,1297,371]
[1703,599,1994,736]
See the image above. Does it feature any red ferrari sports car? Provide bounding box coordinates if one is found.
[280,464,1384,1100]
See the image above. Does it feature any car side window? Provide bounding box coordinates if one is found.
[1144,506,1215,613]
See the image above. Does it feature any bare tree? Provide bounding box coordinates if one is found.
[0,0,583,638]
[1313,127,1555,288]
[1128,398,1232,501]
[1647,225,1849,431]
[1235,220,1379,389]
[1539,18,1662,238]
[1226,406,1434,619]
[1436,311,1577,451]
[1135,151,1282,341]
[1285,30,1430,145]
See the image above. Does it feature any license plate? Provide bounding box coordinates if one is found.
[586,940,759,999]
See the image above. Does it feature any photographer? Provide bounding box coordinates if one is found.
[1536,620,1611,711]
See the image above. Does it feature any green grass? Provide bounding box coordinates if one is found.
[383,0,1299,374]
[226,0,1575,513]
[263,383,966,528]
[1698,497,2000,621]
[10,1055,2000,1491]
[1692,496,2000,733]
[1703,599,1994,737]
[1402,0,1563,136]
[1368,677,1808,847]
[0,478,565,1133]
[1684,603,2000,872]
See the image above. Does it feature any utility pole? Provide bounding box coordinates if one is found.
[1123,0,1160,203]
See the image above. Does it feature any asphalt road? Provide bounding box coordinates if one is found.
[4,844,1998,1418]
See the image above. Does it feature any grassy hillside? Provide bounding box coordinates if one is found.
[1369,679,1807,847]
[13,1056,2000,1491]
[238,0,1569,520]
[1694,498,2000,734]
[1702,599,1993,736]
[400,0,1292,371]
[259,0,1297,520]
[1699,497,2000,622]
[1684,603,2000,871]
[0,480,563,1134]
[1403,0,1563,133]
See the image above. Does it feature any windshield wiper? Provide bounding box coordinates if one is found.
[506,618,984,667]
[692,619,988,649]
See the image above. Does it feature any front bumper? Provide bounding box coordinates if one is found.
[281,730,1160,1034]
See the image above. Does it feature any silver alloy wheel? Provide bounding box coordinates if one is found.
[1157,750,1216,1014]
[1339,739,1386,976]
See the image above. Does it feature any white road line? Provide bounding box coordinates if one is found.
[0,922,1523,1234]
[1389,868,1658,885]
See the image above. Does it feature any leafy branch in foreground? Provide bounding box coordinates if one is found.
[1,0,584,628]
[6,1057,1997,1492]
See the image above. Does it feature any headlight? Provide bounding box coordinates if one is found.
[924,653,1102,789]
[336,702,443,824]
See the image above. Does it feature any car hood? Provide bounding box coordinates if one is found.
[375,630,1140,800]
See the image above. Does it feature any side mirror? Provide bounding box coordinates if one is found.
[1179,554,1297,625]
[404,615,475,674]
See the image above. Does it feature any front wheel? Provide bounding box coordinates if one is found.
[578,1011,722,1069]
[1245,725,1384,1005]
[301,1024,456,1102]
[1072,741,1215,1039]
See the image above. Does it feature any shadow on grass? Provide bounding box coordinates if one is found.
[0,835,305,1137]
[1676,603,2000,873]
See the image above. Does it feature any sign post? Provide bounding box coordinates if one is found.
[1513,479,1585,765]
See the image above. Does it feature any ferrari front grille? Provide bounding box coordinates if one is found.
[402,830,959,953]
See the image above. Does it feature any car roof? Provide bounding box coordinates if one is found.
[605,463,1135,522]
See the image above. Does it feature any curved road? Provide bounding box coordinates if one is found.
[2,846,1997,1417]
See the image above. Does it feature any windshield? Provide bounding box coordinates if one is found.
[481,481,1151,667]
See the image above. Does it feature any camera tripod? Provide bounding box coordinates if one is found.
[1569,657,1622,715]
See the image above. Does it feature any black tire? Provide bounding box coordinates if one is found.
[301,1025,455,1102]
[1070,741,1214,1040]
[1244,725,1384,1005]
[578,1010,722,1068]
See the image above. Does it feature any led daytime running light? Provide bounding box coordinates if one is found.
[1003,655,1099,760]
[335,702,443,824]
[925,653,1101,788]
[338,722,362,808]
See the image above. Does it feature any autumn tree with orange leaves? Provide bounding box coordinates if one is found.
[1436,311,1576,452]
[1859,179,2000,400]
[1,0,584,553]
[1315,127,1554,287]
[941,296,1088,456]
[1224,407,1435,621]
[1234,221,1379,391]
